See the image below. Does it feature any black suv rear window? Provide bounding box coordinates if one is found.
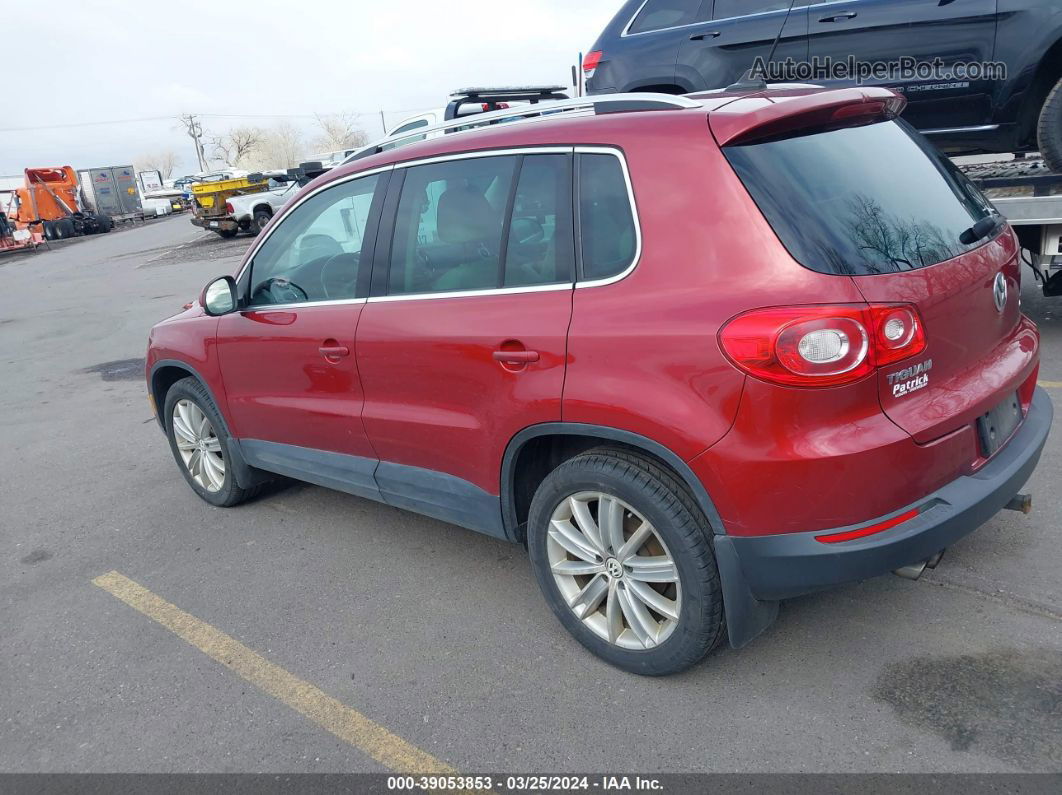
[723,120,998,275]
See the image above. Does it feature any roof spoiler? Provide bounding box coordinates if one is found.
[709,87,906,147]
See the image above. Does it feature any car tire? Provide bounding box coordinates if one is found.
[215,228,238,239]
[527,447,725,676]
[95,213,113,232]
[1037,76,1062,173]
[163,376,262,508]
[252,209,272,235]
[42,221,56,240]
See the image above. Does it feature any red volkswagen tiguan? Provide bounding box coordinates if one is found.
[146,86,1051,675]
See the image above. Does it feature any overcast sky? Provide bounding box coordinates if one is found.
[1,0,620,177]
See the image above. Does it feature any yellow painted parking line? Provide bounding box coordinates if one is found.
[1037,380,1062,388]
[92,571,456,775]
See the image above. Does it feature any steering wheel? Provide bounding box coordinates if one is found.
[252,276,308,305]
[320,252,360,299]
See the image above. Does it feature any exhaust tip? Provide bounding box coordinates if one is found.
[893,560,928,581]
[1004,493,1032,514]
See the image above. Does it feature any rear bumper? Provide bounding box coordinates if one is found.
[727,387,1052,602]
[190,216,237,231]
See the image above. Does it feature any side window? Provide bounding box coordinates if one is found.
[713,0,793,19]
[391,119,430,135]
[578,154,637,282]
[388,154,575,296]
[249,173,380,306]
[628,0,704,33]
[504,154,574,288]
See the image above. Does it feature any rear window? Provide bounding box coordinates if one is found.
[723,120,997,275]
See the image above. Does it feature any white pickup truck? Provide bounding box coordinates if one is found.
[225,176,299,235]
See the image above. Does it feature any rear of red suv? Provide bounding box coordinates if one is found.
[671,88,1051,646]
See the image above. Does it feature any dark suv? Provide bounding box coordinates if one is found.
[584,0,1062,169]
[148,86,1050,675]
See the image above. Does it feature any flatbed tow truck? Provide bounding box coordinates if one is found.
[963,157,1062,296]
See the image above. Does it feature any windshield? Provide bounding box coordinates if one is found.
[723,119,998,275]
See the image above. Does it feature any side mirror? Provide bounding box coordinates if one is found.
[200,275,238,316]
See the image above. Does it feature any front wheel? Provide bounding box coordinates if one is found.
[163,377,260,507]
[527,448,725,676]
[1038,76,1062,173]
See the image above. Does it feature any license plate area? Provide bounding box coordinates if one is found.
[977,391,1023,458]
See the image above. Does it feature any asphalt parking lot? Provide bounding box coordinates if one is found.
[2,215,1060,774]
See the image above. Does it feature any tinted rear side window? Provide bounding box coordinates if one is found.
[579,153,637,281]
[628,0,703,33]
[723,120,997,275]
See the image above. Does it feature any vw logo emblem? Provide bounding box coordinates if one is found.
[993,272,1007,313]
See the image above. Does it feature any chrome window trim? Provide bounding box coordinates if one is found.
[244,297,368,311]
[922,124,1000,136]
[621,1,812,37]
[574,145,642,290]
[237,145,641,309]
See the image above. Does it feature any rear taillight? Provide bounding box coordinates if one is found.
[582,50,602,78]
[719,304,927,387]
[1019,363,1039,411]
[224,202,234,214]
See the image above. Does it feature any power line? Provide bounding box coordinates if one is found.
[0,108,438,133]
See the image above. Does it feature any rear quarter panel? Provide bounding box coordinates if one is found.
[562,114,868,461]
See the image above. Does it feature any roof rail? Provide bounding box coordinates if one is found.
[344,92,701,164]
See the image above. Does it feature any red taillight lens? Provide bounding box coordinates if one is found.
[719,304,927,387]
[582,50,602,77]
[869,305,926,367]
[1019,363,1039,411]
[224,202,234,214]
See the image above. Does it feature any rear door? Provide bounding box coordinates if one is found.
[355,150,575,537]
[215,170,388,498]
[677,1,808,90]
[806,0,999,130]
[721,116,1036,447]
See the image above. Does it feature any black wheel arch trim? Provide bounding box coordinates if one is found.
[148,358,266,489]
[501,422,727,538]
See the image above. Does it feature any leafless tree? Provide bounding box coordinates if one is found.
[312,113,368,153]
[210,126,263,168]
[134,150,180,180]
[256,122,305,169]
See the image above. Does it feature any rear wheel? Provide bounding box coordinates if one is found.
[215,228,238,239]
[42,221,56,240]
[163,377,261,507]
[527,448,725,675]
[95,213,113,232]
[1037,76,1062,173]
[252,208,272,235]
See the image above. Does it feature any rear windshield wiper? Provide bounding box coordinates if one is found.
[959,213,1003,246]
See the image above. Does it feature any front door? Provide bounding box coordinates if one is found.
[356,151,575,537]
[806,0,999,130]
[215,170,388,498]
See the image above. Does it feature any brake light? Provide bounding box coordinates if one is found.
[1019,363,1039,412]
[482,102,510,111]
[582,50,602,78]
[224,202,234,215]
[719,304,927,387]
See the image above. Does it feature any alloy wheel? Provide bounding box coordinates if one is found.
[171,399,225,492]
[547,491,681,650]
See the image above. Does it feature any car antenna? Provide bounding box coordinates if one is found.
[723,0,799,92]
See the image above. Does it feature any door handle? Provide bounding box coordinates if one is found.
[689,31,720,41]
[319,343,350,359]
[492,350,539,364]
[819,11,857,22]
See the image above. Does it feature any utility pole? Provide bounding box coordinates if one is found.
[379,109,387,136]
[179,114,208,172]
